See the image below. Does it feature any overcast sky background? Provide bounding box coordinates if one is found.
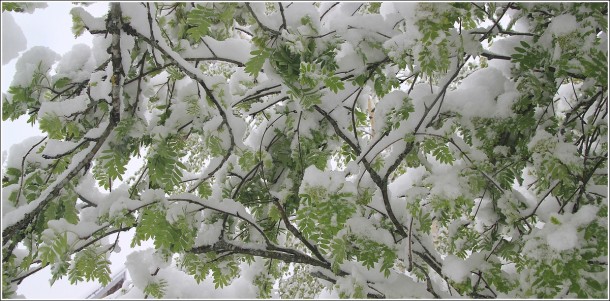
[1,3,144,298]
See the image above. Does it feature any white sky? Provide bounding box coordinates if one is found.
[0,3,146,298]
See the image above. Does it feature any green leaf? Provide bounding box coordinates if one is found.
[186,6,211,40]
[69,248,112,286]
[144,279,167,298]
[62,197,80,224]
[2,2,22,12]
[53,77,71,90]
[147,137,186,191]
[99,147,129,182]
[550,216,561,225]
[299,93,321,110]
[330,238,347,274]
[198,182,213,198]
[39,233,69,266]
[132,206,194,252]
[324,75,345,94]
[180,254,208,284]
[70,11,86,38]
[422,138,454,165]
[245,49,269,78]
[352,74,368,87]
[166,66,185,80]
[39,114,64,139]
[586,277,603,291]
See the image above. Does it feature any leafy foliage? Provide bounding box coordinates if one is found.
[2,2,607,299]
[147,137,187,191]
[143,279,167,298]
[68,247,112,286]
[132,205,196,253]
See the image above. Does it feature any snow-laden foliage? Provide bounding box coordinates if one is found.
[2,2,608,298]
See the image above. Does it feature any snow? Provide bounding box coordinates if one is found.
[4,136,47,170]
[2,143,95,231]
[140,188,167,206]
[120,3,150,36]
[487,36,534,77]
[91,35,111,66]
[125,249,165,289]
[300,166,357,196]
[124,248,259,298]
[547,14,578,37]
[38,94,90,119]
[546,224,578,251]
[226,113,248,150]
[46,218,101,242]
[120,33,135,76]
[106,194,143,219]
[472,198,498,232]
[183,37,252,66]
[570,204,599,227]
[554,141,581,166]
[2,12,27,65]
[375,273,433,298]
[89,68,113,101]
[55,43,95,82]
[379,2,396,20]
[444,67,515,119]
[388,166,427,197]
[284,2,321,31]
[14,2,48,13]
[70,6,106,32]
[3,2,607,299]
[587,184,608,198]
[195,220,223,246]
[342,217,394,246]
[10,46,60,87]
[75,175,104,206]
[336,42,366,72]
[442,254,470,282]
[372,90,409,135]
[168,193,258,227]
[3,3,139,299]
[84,121,109,140]
[536,205,600,252]
[424,160,465,200]
[228,68,251,97]
[41,139,79,158]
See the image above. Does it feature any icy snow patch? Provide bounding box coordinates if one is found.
[546,224,578,251]
[55,44,94,82]
[388,166,427,197]
[4,136,46,170]
[11,46,60,87]
[547,14,578,36]
[545,205,599,251]
[442,255,470,282]
[38,94,89,118]
[42,139,79,158]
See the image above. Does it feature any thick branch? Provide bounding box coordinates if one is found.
[2,4,124,251]
[191,240,327,268]
[245,3,281,36]
[15,136,47,204]
[121,13,236,193]
[272,198,329,265]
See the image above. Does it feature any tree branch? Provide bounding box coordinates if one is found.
[2,3,124,254]
[245,3,281,36]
